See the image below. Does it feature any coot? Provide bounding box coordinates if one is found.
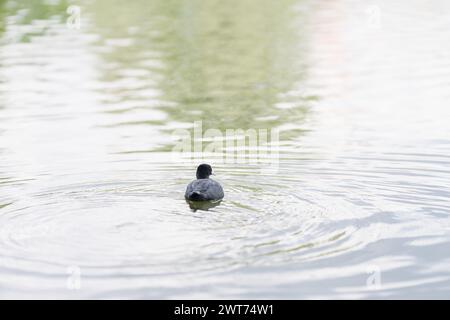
[185,164,224,201]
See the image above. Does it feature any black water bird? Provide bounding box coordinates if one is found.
[185,164,224,201]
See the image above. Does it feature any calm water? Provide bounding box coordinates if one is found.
[1,0,450,299]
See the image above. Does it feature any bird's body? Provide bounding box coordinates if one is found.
[185,164,224,201]
[185,178,224,201]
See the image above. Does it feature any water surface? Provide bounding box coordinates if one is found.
[0,0,450,298]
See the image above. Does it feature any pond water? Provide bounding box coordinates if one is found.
[0,0,450,299]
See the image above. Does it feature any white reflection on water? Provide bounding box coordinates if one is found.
[0,0,450,298]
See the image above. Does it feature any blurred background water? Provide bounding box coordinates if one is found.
[0,0,450,299]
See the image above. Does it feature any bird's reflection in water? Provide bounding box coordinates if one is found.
[186,200,222,212]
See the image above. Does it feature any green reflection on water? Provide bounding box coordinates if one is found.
[0,0,6,36]
[0,0,314,150]
[0,0,69,42]
[89,0,312,144]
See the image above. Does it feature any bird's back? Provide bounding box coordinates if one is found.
[185,179,224,201]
